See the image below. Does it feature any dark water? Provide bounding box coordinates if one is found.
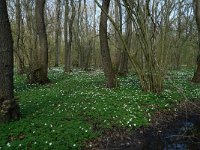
[125,116,200,150]
[146,116,200,150]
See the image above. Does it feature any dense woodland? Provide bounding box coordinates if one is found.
[3,0,199,89]
[1,0,200,149]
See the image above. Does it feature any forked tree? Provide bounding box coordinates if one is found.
[0,0,20,122]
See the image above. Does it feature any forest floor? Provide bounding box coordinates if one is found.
[0,68,200,149]
[88,101,200,150]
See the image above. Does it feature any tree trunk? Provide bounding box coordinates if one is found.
[99,0,117,88]
[92,0,97,68]
[192,0,200,83]
[83,0,92,71]
[118,52,129,76]
[15,0,25,74]
[0,0,20,123]
[64,0,69,72]
[29,0,49,84]
[54,0,61,67]
[118,1,133,76]
[64,0,75,73]
[114,0,122,72]
[74,0,81,68]
[23,0,35,70]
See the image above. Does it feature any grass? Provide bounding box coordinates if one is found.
[0,68,200,149]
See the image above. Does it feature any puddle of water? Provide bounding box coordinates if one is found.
[124,116,200,150]
[146,116,200,150]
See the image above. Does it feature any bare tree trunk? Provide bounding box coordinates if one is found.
[36,0,49,83]
[23,0,35,70]
[29,0,50,84]
[114,0,122,71]
[99,0,117,88]
[83,0,92,71]
[54,0,61,67]
[118,1,133,76]
[79,1,87,70]
[92,0,97,68]
[0,0,20,123]
[15,0,25,74]
[192,0,200,83]
[64,0,75,73]
[64,0,69,72]
[173,0,183,69]
[74,0,81,68]
[76,0,92,71]
[76,3,83,69]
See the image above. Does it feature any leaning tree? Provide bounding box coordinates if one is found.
[0,0,20,122]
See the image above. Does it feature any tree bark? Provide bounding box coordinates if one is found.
[118,1,133,76]
[29,0,50,84]
[92,0,97,67]
[99,0,117,88]
[64,0,69,72]
[64,0,75,73]
[23,0,35,70]
[82,0,92,71]
[54,0,61,67]
[114,0,122,72]
[15,0,25,74]
[192,0,200,83]
[0,0,20,123]
[73,0,81,68]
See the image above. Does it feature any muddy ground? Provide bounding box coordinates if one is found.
[84,101,200,150]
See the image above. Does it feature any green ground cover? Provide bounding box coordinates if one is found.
[0,68,200,149]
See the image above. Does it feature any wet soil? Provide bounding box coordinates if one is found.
[85,101,200,150]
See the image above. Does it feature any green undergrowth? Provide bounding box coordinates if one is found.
[0,68,200,149]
